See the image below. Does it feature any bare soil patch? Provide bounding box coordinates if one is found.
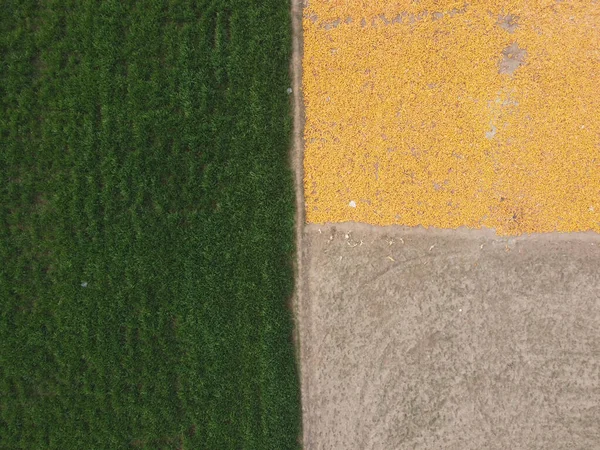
[291,2,600,448]
[298,223,600,449]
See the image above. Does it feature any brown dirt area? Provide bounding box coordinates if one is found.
[291,1,600,449]
[297,224,600,449]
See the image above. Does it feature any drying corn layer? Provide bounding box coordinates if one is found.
[303,1,600,234]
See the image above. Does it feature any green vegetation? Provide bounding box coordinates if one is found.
[1,1,299,448]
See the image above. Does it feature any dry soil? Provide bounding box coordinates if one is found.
[291,2,600,449]
[297,224,600,449]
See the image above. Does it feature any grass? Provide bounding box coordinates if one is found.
[0,0,300,448]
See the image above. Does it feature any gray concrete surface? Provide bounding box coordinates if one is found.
[298,223,600,449]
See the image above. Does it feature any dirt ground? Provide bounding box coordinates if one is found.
[297,224,600,449]
[291,2,600,449]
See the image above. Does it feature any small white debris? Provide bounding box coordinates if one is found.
[480,243,484,249]
[81,282,88,288]
[459,308,462,312]
[399,237,404,244]
[387,256,395,262]
[287,87,293,94]
[589,206,595,212]
[429,244,436,252]
[318,228,322,234]
[485,124,497,140]
[349,200,357,208]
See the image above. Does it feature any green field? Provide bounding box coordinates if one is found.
[1,1,299,448]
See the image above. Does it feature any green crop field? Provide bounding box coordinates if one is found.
[1,1,299,448]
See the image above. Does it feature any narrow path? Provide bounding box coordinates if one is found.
[290,0,311,447]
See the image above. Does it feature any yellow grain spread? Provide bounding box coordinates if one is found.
[303,1,600,235]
